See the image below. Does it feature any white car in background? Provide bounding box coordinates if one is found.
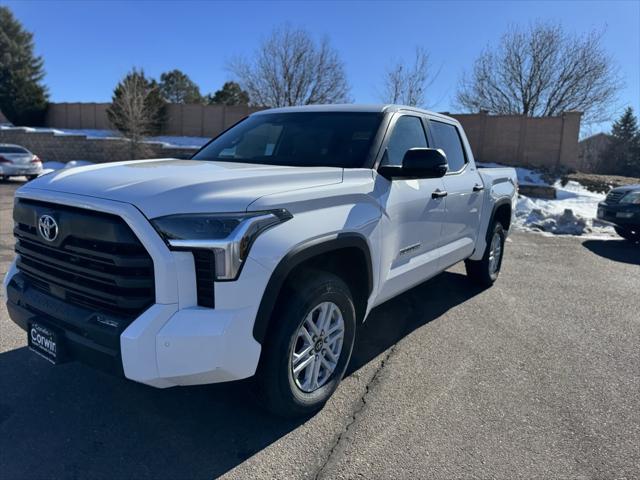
[0,144,43,181]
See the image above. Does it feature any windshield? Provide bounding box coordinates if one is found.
[193,112,383,168]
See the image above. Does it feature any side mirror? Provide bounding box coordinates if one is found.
[378,148,448,180]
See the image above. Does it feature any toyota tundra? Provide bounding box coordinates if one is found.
[4,105,517,416]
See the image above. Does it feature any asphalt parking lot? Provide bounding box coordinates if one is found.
[0,178,638,479]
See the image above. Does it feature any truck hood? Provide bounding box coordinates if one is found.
[23,158,343,218]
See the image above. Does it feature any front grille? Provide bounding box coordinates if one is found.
[13,199,155,318]
[192,250,215,308]
[606,191,625,204]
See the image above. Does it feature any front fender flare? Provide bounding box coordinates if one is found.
[252,232,373,344]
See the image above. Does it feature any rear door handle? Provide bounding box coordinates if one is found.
[432,190,448,199]
[473,184,484,192]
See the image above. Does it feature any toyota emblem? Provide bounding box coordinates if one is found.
[38,214,59,242]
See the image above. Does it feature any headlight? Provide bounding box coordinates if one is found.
[151,209,292,280]
[620,191,640,205]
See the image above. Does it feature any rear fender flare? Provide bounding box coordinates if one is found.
[470,198,513,261]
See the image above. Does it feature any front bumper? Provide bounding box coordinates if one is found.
[4,188,268,388]
[597,202,640,227]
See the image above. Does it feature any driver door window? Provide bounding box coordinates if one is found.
[383,116,428,165]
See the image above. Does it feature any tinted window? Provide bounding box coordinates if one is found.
[0,146,28,154]
[383,116,428,166]
[193,112,383,168]
[430,121,466,172]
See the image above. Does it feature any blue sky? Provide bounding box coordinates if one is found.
[5,0,640,133]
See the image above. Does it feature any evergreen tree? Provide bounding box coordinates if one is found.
[206,81,249,106]
[107,69,166,156]
[0,6,48,125]
[158,69,202,104]
[604,107,640,177]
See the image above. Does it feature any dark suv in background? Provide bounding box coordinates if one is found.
[597,184,640,242]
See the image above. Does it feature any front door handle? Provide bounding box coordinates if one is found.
[473,184,484,192]
[432,190,448,199]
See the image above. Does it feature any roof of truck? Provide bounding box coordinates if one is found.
[252,104,456,122]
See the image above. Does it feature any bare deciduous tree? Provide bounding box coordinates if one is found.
[107,69,166,157]
[456,22,622,123]
[230,25,350,107]
[380,47,438,107]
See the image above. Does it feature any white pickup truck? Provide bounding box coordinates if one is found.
[4,105,517,416]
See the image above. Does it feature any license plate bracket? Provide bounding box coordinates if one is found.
[28,322,65,364]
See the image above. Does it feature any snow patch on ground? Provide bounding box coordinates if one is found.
[479,162,548,186]
[479,162,615,237]
[145,135,209,148]
[0,126,206,149]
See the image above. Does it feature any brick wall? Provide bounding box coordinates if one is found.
[0,128,197,163]
[451,111,582,171]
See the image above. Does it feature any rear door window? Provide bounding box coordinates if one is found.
[429,121,467,172]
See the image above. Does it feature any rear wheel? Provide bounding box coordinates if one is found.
[254,270,356,417]
[614,226,640,242]
[465,222,506,287]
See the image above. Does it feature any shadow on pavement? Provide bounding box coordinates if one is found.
[348,271,484,374]
[0,271,483,479]
[583,239,640,265]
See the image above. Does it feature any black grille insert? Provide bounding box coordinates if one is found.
[13,198,155,318]
[192,250,215,308]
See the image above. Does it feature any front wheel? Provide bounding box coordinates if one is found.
[254,270,356,417]
[465,222,506,287]
[614,226,640,243]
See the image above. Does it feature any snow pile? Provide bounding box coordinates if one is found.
[480,166,625,235]
[514,180,614,236]
[479,162,614,236]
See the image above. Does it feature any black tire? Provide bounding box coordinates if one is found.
[254,269,356,418]
[27,175,38,181]
[465,222,506,287]
[614,226,640,243]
